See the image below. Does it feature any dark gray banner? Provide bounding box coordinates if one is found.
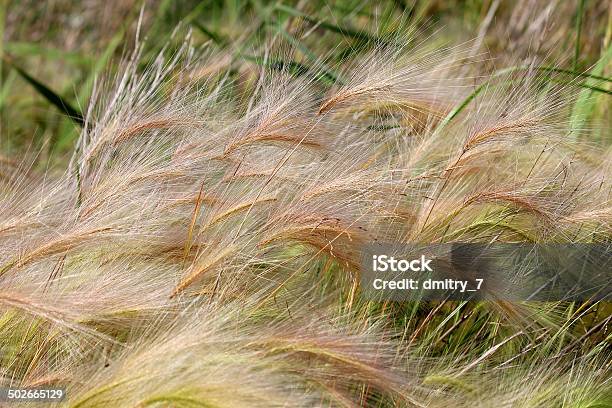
[360,243,611,301]
[0,387,66,402]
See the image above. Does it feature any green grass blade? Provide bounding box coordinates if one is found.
[570,46,612,139]
[275,4,387,46]
[272,24,344,85]
[434,66,528,133]
[436,83,486,132]
[192,21,226,46]
[557,80,612,95]
[537,66,612,83]
[436,63,612,136]
[182,0,210,24]
[243,54,337,85]
[4,57,84,127]
[243,54,309,76]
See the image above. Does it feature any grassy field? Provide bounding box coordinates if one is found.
[0,1,610,407]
